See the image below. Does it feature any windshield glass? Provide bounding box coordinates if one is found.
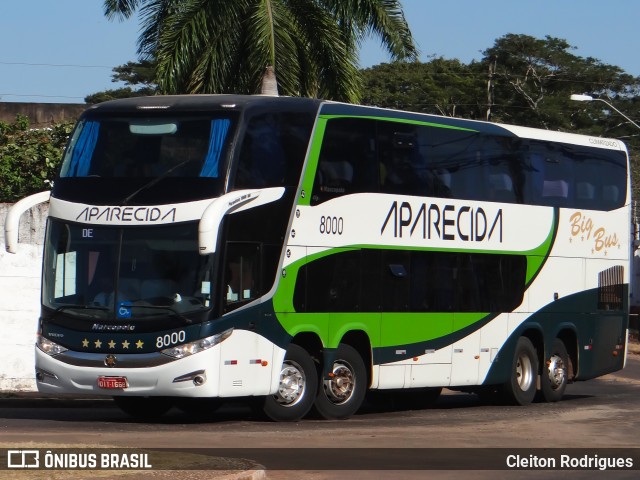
[43,220,214,320]
[59,115,234,179]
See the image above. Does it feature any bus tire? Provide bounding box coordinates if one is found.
[314,344,367,420]
[262,344,318,422]
[112,396,173,419]
[502,337,538,406]
[539,338,569,402]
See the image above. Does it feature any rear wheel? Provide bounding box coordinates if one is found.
[313,344,367,420]
[539,338,569,402]
[262,344,318,422]
[113,396,173,420]
[501,337,538,405]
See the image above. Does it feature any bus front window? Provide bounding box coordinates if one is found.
[60,116,234,180]
[43,220,215,320]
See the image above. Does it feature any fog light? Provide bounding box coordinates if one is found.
[173,369,206,384]
[35,367,58,381]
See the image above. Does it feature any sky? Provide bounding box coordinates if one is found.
[0,0,639,104]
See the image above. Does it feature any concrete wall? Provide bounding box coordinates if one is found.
[0,202,48,391]
[0,102,86,127]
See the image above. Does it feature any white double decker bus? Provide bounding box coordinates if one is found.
[5,95,631,421]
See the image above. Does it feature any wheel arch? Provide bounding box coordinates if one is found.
[555,327,578,381]
[290,332,324,366]
[337,330,372,388]
[520,326,544,372]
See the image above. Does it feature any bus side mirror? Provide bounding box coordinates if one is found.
[198,187,285,255]
[4,191,51,253]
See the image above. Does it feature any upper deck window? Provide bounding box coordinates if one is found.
[233,111,316,189]
[60,116,235,179]
[311,117,627,211]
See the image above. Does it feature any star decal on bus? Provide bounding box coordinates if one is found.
[122,340,130,349]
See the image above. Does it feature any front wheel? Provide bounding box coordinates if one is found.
[539,338,569,402]
[262,344,318,422]
[313,344,367,420]
[501,337,538,406]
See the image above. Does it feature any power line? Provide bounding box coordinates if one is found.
[0,93,85,100]
[0,61,113,69]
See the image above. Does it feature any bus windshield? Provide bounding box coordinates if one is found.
[42,220,215,321]
[59,115,235,179]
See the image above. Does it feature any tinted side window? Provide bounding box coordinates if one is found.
[311,117,627,211]
[311,118,378,205]
[523,141,626,210]
[223,242,261,313]
[293,249,526,314]
[235,111,314,189]
[293,250,361,312]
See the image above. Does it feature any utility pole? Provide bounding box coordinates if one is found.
[487,57,496,122]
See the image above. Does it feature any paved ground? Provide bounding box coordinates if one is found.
[1,344,639,479]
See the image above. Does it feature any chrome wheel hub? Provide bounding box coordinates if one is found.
[547,354,566,390]
[324,362,355,404]
[275,361,306,406]
[515,354,534,392]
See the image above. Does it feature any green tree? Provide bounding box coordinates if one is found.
[85,60,158,104]
[480,34,640,132]
[481,34,640,197]
[103,0,417,102]
[361,58,486,118]
[0,116,73,202]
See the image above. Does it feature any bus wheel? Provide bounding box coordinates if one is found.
[540,339,568,402]
[314,344,367,420]
[112,396,173,420]
[502,337,538,406]
[262,344,317,422]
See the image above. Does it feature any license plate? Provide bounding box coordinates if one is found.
[97,376,129,389]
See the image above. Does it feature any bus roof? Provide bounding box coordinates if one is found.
[84,94,323,115]
[84,94,627,153]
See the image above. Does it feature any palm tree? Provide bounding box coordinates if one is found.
[103,0,417,102]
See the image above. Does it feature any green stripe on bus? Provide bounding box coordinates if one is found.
[272,212,556,349]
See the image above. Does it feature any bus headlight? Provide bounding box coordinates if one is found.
[37,335,68,356]
[161,328,233,359]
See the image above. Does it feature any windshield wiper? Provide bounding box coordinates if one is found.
[54,305,110,318]
[123,304,193,325]
[120,158,197,205]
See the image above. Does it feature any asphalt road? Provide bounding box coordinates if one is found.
[1,356,639,479]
